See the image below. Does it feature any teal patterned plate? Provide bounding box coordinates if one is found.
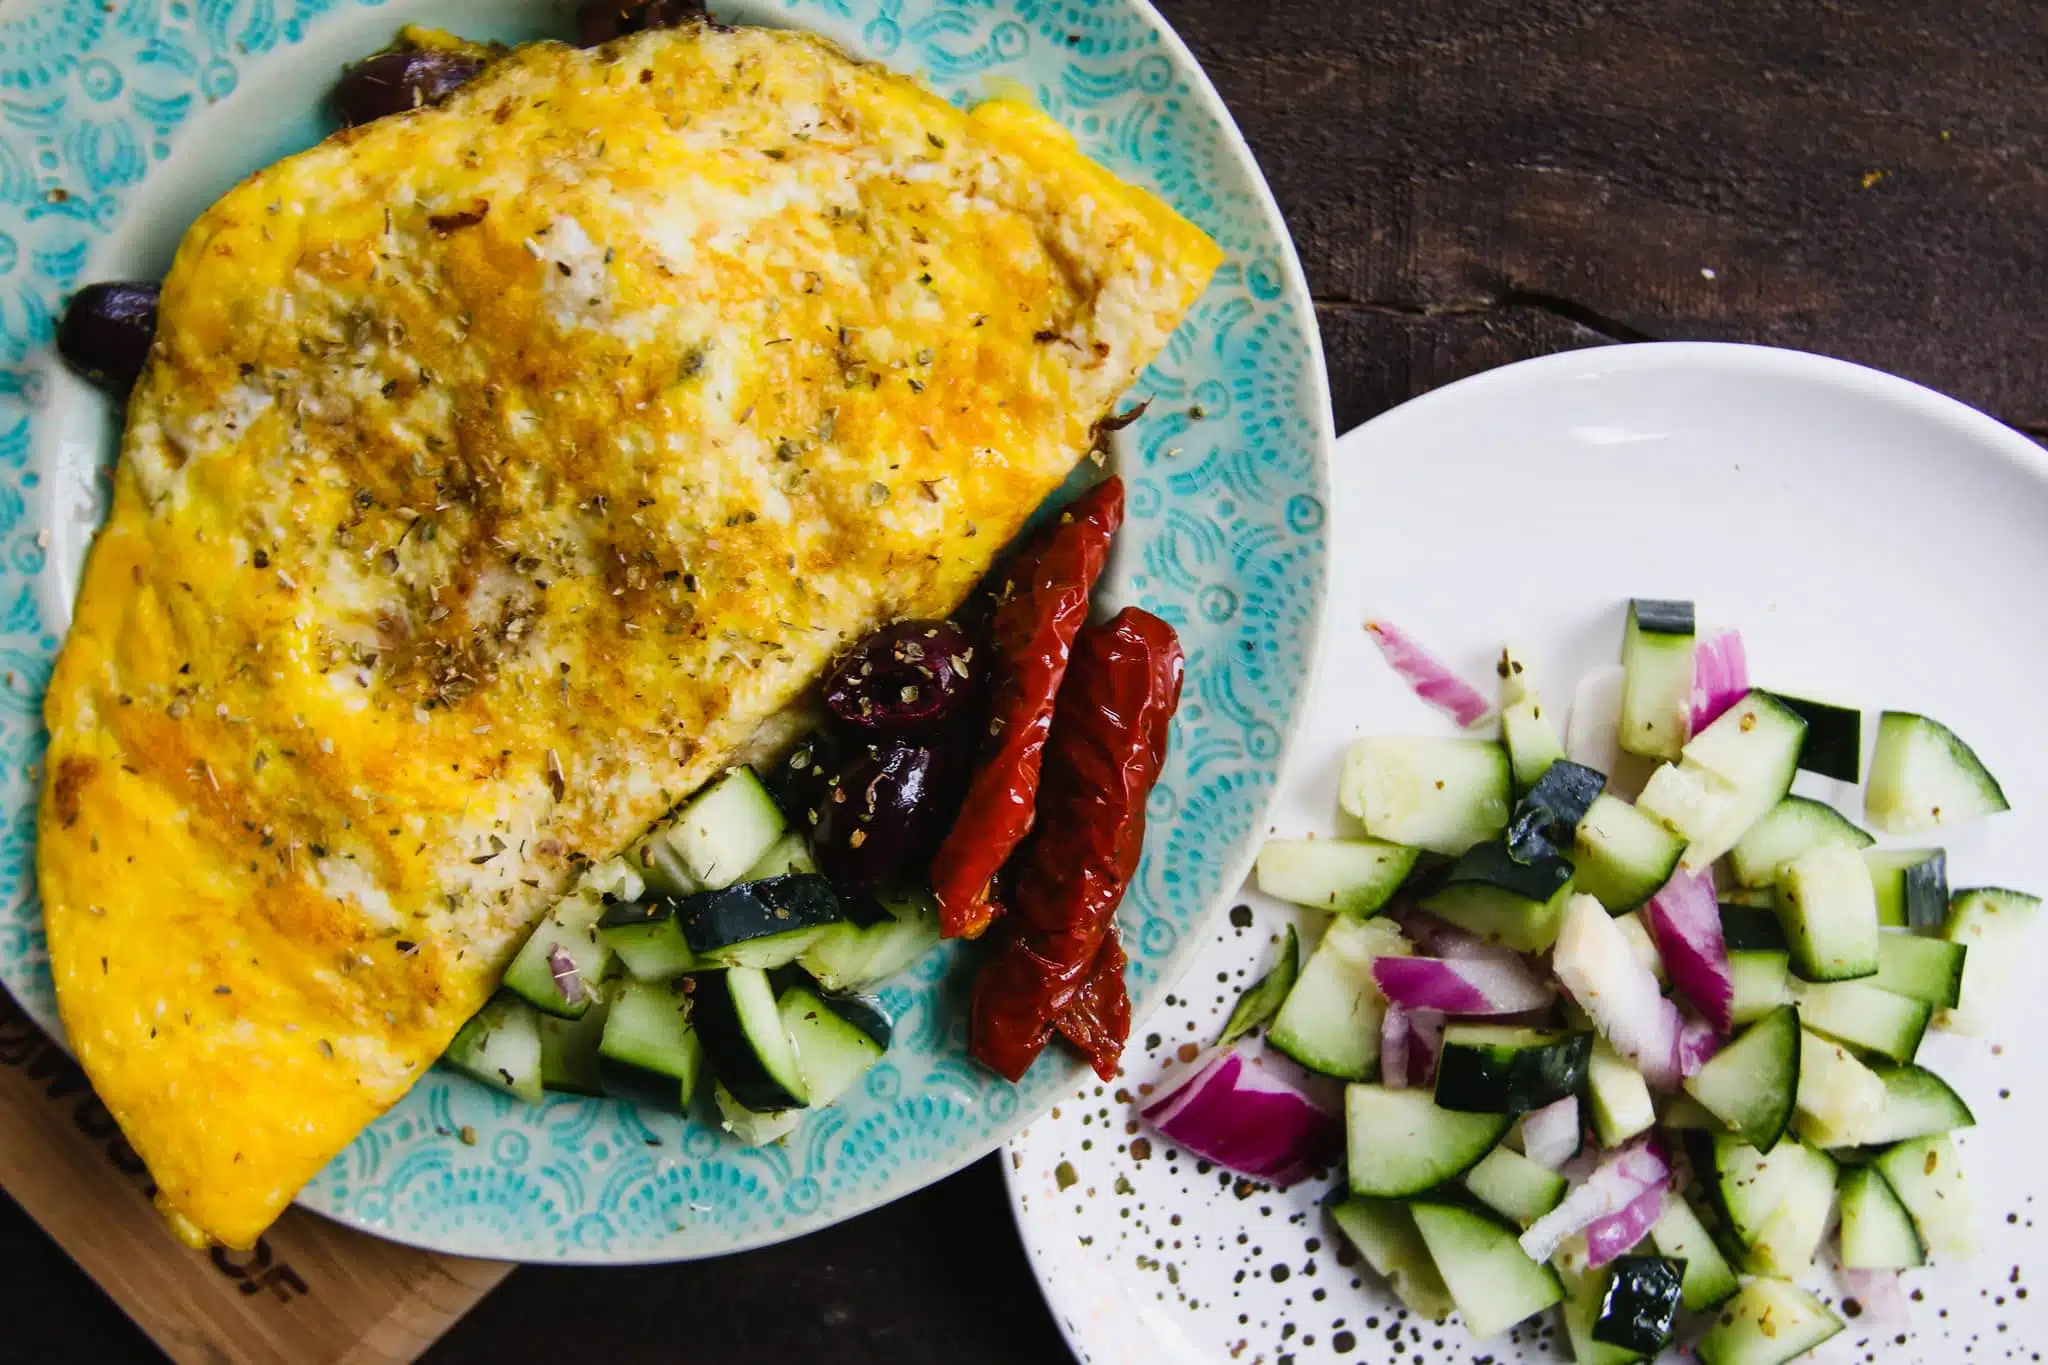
[0,0,1331,1261]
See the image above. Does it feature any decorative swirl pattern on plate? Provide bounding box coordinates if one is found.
[0,0,1331,1261]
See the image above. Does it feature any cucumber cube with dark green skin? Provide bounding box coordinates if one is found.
[1873,931,1965,1008]
[1344,1086,1511,1197]
[1693,1277,1842,1365]
[1573,794,1684,912]
[1683,1004,1800,1151]
[1591,1256,1685,1354]
[1864,848,1949,929]
[1838,1164,1925,1269]
[1767,692,1864,783]
[1619,598,1695,762]
[691,966,809,1112]
[598,896,698,980]
[1647,1197,1741,1310]
[673,874,848,968]
[1505,759,1606,863]
[598,977,703,1111]
[1865,711,2009,836]
[1722,906,1796,1025]
[1417,843,1576,952]
[1728,795,1873,888]
[1434,1024,1592,1114]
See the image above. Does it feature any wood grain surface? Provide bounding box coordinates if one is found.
[2,1,2040,1362]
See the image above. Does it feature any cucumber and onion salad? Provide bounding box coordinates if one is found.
[440,615,989,1138]
[1143,601,2028,1363]
[442,763,942,1138]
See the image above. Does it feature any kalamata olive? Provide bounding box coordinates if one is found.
[823,620,976,735]
[809,741,951,893]
[334,48,485,126]
[764,729,843,827]
[576,0,705,46]
[57,281,158,396]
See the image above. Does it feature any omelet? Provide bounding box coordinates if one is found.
[39,23,1219,1249]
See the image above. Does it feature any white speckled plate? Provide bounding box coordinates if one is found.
[1006,343,2048,1363]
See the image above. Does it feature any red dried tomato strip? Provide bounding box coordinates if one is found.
[969,606,1183,1082]
[930,477,1125,940]
[1053,928,1131,1082]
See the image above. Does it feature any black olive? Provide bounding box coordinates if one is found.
[334,48,485,127]
[822,620,976,736]
[576,0,706,47]
[810,741,952,893]
[57,282,159,396]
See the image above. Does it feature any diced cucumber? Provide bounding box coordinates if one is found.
[1815,1063,1975,1148]
[1561,1264,1643,1365]
[668,767,788,889]
[444,993,544,1103]
[1656,1091,1726,1131]
[1328,1196,1454,1322]
[1722,902,1793,1025]
[1693,1277,1842,1365]
[797,888,943,992]
[741,830,817,881]
[1461,1145,1567,1227]
[1572,794,1685,912]
[1408,1200,1565,1339]
[598,898,698,982]
[1344,1085,1510,1197]
[1255,836,1419,917]
[1683,1004,1799,1151]
[598,977,703,1111]
[1690,1132,1800,1246]
[1270,916,1409,1080]
[1838,1164,1924,1269]
[1416,843,1576,952]
[1938,887,2040,1035]
[537,989,612,1095]
[674,874,847,969]
[1865,710,2009,836]
[1589,1255,1684,1355]
[1794,979,1930,1064]
[578,855,648,904]
[1635,762,1742,873]
[1733,1139,1836,1275]
[1502,696,1567,795]
[719,986,888,1146]
[1873,1133,1974,1257]
[1681,690,1807,812]
[1647,1195,1740,1310]
[1217,924,1300,1047]
[1791,1029,1886,1148]
[1434,1024,1592,1115]
[690,966,808,1112]
[1586,1038,1656,1147]
[1874,931,1965,1008]
[1728,796,1873,888]
[1618,598,1694,762]
[502,889,614,1020]
[1865,847,1948,929]
[1504,759,1605,862]
[627,824,700,898]
[1768,692,1864,783]
[1339,736,1511,856]
[1774,843,1879,981]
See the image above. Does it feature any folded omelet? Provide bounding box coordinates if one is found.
[39,23,1219,1249]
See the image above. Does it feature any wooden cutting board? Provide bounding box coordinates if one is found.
[0,989,512,1364]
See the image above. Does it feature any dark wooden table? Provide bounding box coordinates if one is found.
[4,1,2042,1360]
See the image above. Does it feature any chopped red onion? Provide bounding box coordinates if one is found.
[1841,1268,1912,1333]
[1586,1184,1668,1267]
[1553,894,1684,1090]
[1520,1136,1671,1263]
[1140,1044,1340,1187]
[1643,868,1735,1034]
[547,944,588,1006]
[1677,1012,1720,1076]
[1365,620,1494,729]
[1380,1006,1445,1089]
[1520,1096,1582,1170]
[1372,955,1554,1015]
[1689,629,1750,735]
[1566,665,1626,778]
